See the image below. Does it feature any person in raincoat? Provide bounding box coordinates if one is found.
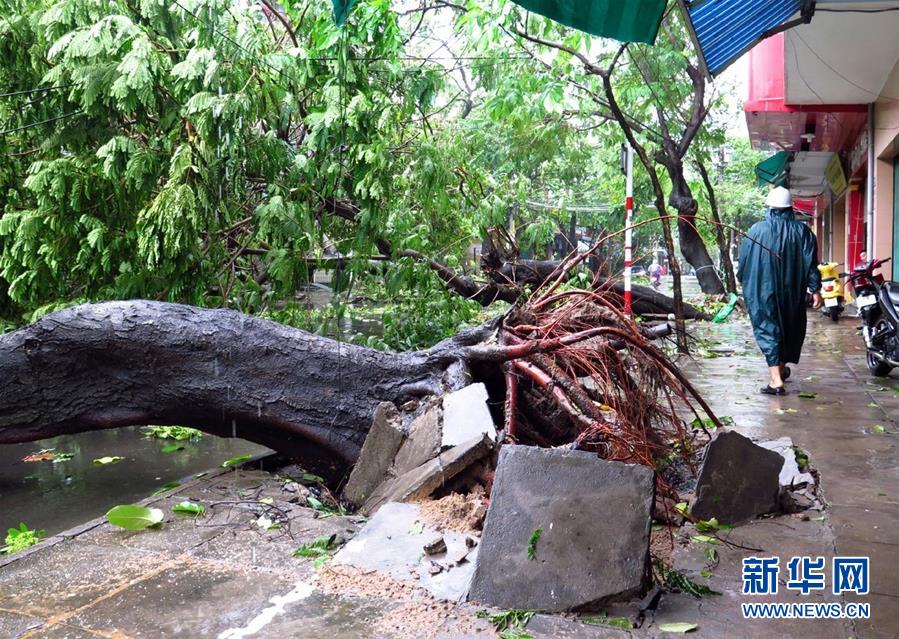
[737,186,822,395]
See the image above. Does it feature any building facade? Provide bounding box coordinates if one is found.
[744,8,899,282]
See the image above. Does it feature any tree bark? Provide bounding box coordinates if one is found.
[696,159,737,294]
[664,163,726,296]
[0,301,496,464]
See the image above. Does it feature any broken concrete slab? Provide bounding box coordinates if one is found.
[392,400,442,476]
[343,402,405,506]
[758,436,815,489]
[363,435,492,514]
[332,502,478,601]
[690,430,784,525]
[441,383,497,448]
[468,445,654,612]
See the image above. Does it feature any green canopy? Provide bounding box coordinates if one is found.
[755,151,791,188]
[332,0,357,26]
[512,0,667,44]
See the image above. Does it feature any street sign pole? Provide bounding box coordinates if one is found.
[623,143,634,315]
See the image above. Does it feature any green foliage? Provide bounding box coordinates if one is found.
[143,425,202,441]
[526,528,542,561]
[2,522,45,554]
[293,534,339,568]
[476,609,535,634]
[655,561,721,598]
[0,0,762,346]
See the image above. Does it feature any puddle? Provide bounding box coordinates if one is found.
[0,426,269,536]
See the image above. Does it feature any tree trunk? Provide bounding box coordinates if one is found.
[666,167,726,295]
[0,301,496,464]
[403,249,707,319]
[696,160,737,294]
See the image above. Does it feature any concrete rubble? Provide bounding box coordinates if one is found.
[758,436,816,489]
[343,383,497,514]
[689,429,784,524]
[468,445,655,612]
[332,502,478,601]
[343,402,404,506]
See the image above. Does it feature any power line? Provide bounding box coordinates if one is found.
[0,84,72,99]
[0,110,83,136]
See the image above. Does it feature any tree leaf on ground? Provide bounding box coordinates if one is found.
[872,425,885,433]
[691,534,719,545]
[659,622,698,633]
[50,452,75,463]
[222,454,252,468]
[798,392,816,399]
[161,443,185,453]
[93,456,125,465]
[106,505,164,530]
[581,615,632,629]
[152,482,180,495]
[527,528,542,561]
[172,501,205,515]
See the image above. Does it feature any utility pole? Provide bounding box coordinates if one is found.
[621,143,634,315]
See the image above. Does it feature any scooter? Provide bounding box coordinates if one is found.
[847,257,899,377]
[818,262,848,321]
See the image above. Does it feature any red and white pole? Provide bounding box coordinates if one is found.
[623,143,634,315]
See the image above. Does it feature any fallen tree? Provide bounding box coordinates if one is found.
[398,227,709,320]
[0,276,719,492]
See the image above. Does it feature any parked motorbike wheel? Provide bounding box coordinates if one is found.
[828,305,841,322]
[867,319,896,377]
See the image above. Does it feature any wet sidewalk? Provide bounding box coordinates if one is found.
[1,312,897,639]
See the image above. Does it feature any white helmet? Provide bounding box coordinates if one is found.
[765,186,792,209]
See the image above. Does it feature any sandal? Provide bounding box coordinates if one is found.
[761,385,786,395]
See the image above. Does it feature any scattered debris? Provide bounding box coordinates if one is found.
[362,435,493,514]
[416,492,486,533]
[689,430,783,525]
[424,537,447,556]
[332,502,480,601]
[758,437,815,489]
[468,445,654,612]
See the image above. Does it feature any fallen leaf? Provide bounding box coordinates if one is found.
[659,622,698,633]
[798,392,817,399]
[152,482,180,495]
[160,443,185,453]
[873,425,886,433]
[172,501,205,515]
[23,449,55,462]
[106,505,164,530]
[92,456,125,465]
[222,454,252,468]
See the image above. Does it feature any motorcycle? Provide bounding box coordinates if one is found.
[847,257,899,377]
[818,262,848,321]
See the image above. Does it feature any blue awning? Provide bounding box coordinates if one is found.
[681,0,811,77]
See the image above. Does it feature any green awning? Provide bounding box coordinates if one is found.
[512,0,667,44]
[332,0,357,26]
[755,151,791,187]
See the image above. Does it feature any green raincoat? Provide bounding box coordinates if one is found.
[737,208,822,366]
